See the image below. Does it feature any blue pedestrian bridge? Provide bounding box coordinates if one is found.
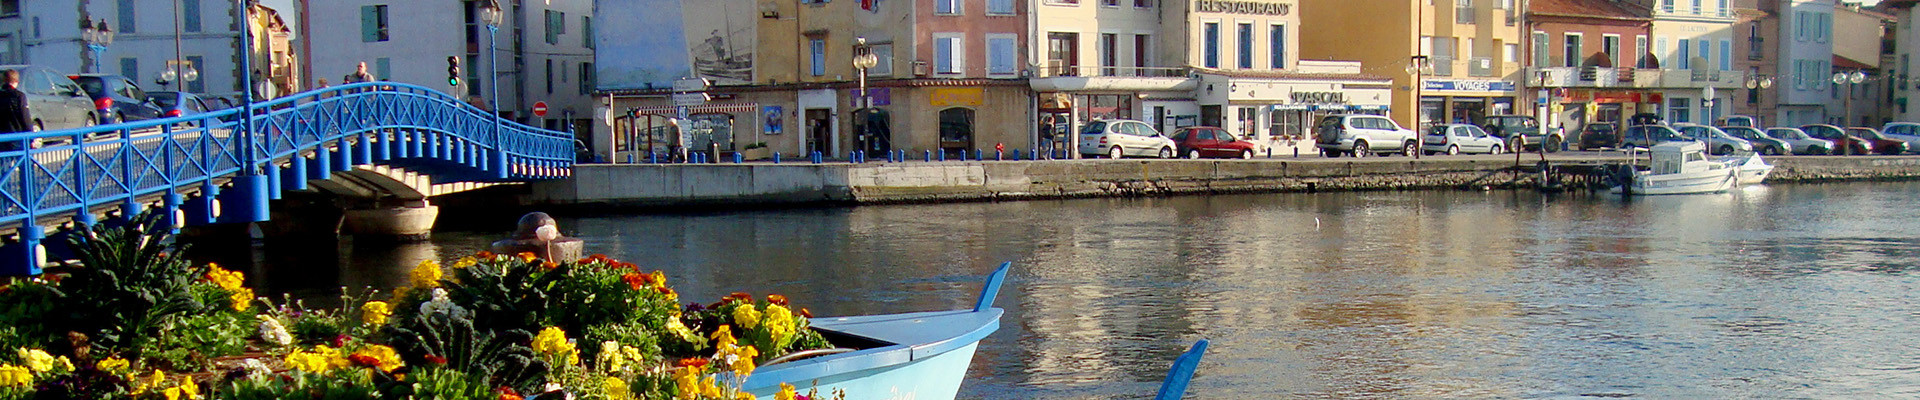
[0,82,574,275]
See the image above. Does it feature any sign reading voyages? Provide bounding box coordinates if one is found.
[1193,0,1292,16]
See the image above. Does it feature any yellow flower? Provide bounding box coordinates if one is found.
[650,270,667,287]
[732,304,762,330]
[95,357,130,374]
[14,348,53,373]
[409,260,443,289]
[701,375,723,398]
[284,349,331,373]
[452,256,478,269]
[132,370,166,395]
[672,366,703,400]
[53,356,73,373]
[206,266,244,291]
[229,287,255,312]
[775,383,799,400]
[361,301,392,326]
[734,393,755,400]
[763,304,796,344]
[604,377,633,400]
[0,365,31,387]
[531,327,579,365]
[163,386,182,400]
[352,345,405,372]
[177,377,202,399]
[710,325,736,348]
[721,343,758,376]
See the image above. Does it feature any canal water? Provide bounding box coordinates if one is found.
[226,181,1920,399]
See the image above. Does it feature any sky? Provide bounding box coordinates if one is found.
[259,0,297,39]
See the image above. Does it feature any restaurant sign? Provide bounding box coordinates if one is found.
[1193,0,1292,16]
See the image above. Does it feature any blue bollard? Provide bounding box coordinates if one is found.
[939,150,947,162]
[649,152,659,164]
[995,150,1003,161]
[626,153,634,164]
[924,150,932,162]
[1012,149,1022,160]
[811,151,823,164]
[974,150,983,161]
[733,152,743,164]
[773,152,782,164]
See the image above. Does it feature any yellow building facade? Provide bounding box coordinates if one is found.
[1298,0,1526,129]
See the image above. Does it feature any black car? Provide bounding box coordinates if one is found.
[69,74,163,123]
[1578,123,1618,150]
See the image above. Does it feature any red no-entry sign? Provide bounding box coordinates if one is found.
[533,101,549,117]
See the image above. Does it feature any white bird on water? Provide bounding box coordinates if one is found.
[1314,217,1321,230]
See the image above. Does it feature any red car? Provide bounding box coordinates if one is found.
[1169,126,1261,159]
[1846,127,1911,155]
[1801,124,1873,155]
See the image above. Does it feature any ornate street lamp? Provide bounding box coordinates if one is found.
[1406,55,1431,159]
[852,37,879,157]
[82,19,114,73]
[480,0,508,178]
[1833,71,1867,126]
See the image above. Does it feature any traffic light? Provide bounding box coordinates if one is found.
[446,56,462,86]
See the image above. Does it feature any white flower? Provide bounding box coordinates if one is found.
[256,316,292,347]
[240,358,272,378]
[419,288,455,316]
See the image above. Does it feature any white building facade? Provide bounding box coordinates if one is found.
[0,0,252,100]
[1774,0,1832,126]
[298,0,595,133]
[1646,0,1744,124]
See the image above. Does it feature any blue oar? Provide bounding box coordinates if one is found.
[1153,339,1209,400]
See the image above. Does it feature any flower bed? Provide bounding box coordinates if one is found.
[0,215,842,400]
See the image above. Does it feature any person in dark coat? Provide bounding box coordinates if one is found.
[0,69,30,134]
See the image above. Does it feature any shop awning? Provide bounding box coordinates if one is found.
[1272,104,1313,110]
[1353,105,1390,111]
[1314,105,1350,111]
[629,103,761,117]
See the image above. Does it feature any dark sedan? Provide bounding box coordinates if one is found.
[1801,124,1873,155]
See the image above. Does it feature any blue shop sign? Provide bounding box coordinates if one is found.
[1423,80,1516,92]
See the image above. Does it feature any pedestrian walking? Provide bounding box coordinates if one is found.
[0,70,32,151]
[343,62,376,84]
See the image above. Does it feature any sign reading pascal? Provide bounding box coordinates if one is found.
[1193,0,1292,16]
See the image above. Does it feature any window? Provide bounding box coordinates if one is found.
[1456,0,1475,24]
[1204,22,1221,68]
[1270,24,1286,69]
[935,34,964,74]
[1677,39,1689,69]
[1563,33,1581,67]
[1795,12,1808,41]
[1136,0,1152,7]
[1532,31,1548,67]
[545,10,565,45]
[1669,97,1690,123]
[375,57,391,80]
[809,38,826,76]
[939,108,975,151]
[1728,39,1743,70]
[545,59,553,94]
[1718,0,1728,16]
[186,55,204,93]
[1103,0,1119,6]
[937,0,962,14]
[120,58,138,82]
[466,55,480,96]
[580,62,593,95]
[1661,0,1674,12]
[1505,43,1519,63]
[1603,35,1620,67]
[0,0,15,16]
[1636,35,1648,66]
[30,17,38,39]
[1048,33,1079,76]
[1432,37,1455,76]
[989,35,1017,75]
[1818,13,1831,43]
[183,0,200,32]
[1697,39,1709,69]
[1692,0,1702,14]
[1237,23,1253,69]
[1134,34,1150,70]
[870,44,894,76]
[360,5,387,42]
[582,16,593,48]
[118,0,136,33]
[1101,33,1118,75]
[989,0,1015,15]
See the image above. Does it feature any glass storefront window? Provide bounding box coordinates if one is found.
[1078,94,1135,121]
[1420,97,1446,130]
[1269,109,1308,141]
[689,113,736,151]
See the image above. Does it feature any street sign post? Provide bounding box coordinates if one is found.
[673,77,711,93]
[671,92,710,106]
[533,101,549,117]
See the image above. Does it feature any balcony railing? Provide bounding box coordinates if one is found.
[1036,64,1191,78]
[1431,56,1455,77]
[1467,57,1496,77]
[1456,7,1476,24]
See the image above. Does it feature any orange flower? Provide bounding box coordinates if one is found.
[767,294,788,306]
[476,251,495,259]
[622,273,648,290]
[800,308,813,318]
[541,261,558,270]
[518,252,538,262]
[676,358,709,369]
[591,254,609,261]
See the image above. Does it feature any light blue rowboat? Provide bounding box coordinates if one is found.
[1153,339,1209,400]
[739,262,1011,400]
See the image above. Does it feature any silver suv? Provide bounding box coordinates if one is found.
[1314,114,1418,157]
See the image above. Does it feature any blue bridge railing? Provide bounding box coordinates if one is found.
[0,82,573,274]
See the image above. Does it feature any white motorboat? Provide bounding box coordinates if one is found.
[1721,153,1773,186]
[1612,141,1738,195]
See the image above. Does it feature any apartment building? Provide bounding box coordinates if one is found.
[301,0,597,134]
[1886,0,1920,121]
[1298,0,1527,130]
[1827,3,1891,126]
[1612,0,1746,124]
[1525,0,1655,133]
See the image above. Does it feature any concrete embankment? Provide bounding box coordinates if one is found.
[521,155,1920,209]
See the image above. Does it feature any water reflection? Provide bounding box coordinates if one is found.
[208,182,1920,398]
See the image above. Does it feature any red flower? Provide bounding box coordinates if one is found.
[331,334,350,348]
[767,294,788,306]
[676,358,710,368]
[348,354,380,368]
[656,286,676,297]
[476,251,496,259]
[541,261,559,270]
[622,273,647,290]
[496,386,523,400]
[591,254,609,261]
[425,354,448,365]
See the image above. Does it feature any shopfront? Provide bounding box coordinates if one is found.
[1196,71,1392,153]
[1551,89,1661,133]
[1419,79,1518,129]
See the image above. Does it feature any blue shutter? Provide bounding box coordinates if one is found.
[583,16,593,48]
[1697,39,1709,69]
[990,38,1015,74]
[935,38,953,73]
[938,0,953,14]
[376,57,391,80]
[120,58,138,82]
[1677,40,1689,69]
[1237,24,1252,69]
[362,6,380,42]
[1719,40,1730,70]
[989,0,1012,14]
[117,0,135,33]
[183,0,201,32]
[1271,25,1285,69]
[1204,23,1220,68]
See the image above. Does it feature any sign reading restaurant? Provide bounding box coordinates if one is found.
[1194,0,1292,15]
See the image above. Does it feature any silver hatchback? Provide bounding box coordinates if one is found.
[1078,119,1177,159]
[0,65,97,133]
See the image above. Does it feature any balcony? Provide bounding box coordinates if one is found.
[1030,65,1198,92]
[1534,66,1630,88]
[1533,66,1745,89]
[1455,6,1475,24]
[1467,57,1496,77]
[1431,56,1455,77]
[1634,68,1748,89]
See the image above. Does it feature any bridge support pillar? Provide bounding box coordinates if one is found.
[220,174,271,224]
[342,199,438,242]
[332,139,352,172]
[355,133,373,165]
[185,182,220,226]
[373,130,392,161]
[492,148,510,179]
[283,157,309,191]
[265,162,283,200]
[309,151,332,181]
[2,226,46,276]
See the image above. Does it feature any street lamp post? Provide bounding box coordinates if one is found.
[160,60,199,90]
[81,20,114,74]
[1833,71,1867,126]
[1406,55,1430,159]
[481,0,507,179]
[852,37,878,158]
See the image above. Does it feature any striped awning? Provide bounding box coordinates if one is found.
[628,103,760,117]
[1353,105,1390,111]
[1313,105,1350,111]
[1272,104,1313,111]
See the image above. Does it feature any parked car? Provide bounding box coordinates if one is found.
[1845,127,1910,155]
[1764,127,1833,155]
[1621,125,1688,149]
[1628,112,1665,126]
[1719,126,1789,155]
[145,91,216,118]
[1480,114,1563,152]
[1578,123,1619,150]
[1421,124,1505,155]
[1715,115,1761,128]
[69,74,163,123]
[1315,114,1418,157]
[1673,124,1754,155]
[1169,126,1260,159]
[0,65,98,133]
[1800,124,1873,155]
[1878,122,1920,152]
[1079,119,1176,159]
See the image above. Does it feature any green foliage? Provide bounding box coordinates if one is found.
[386,299,549,394]
[21,366,127,400]
[56,212,208,358]
[140,310,249,372]
[440,259,567,335]
[0,279,62,351]
[213,370,383,400]
[394,367,495,400]
[582,323,662,368]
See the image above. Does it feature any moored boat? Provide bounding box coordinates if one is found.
[1612,141,1738,195]
[1722,153,1774,186]
[739,263,1010,400]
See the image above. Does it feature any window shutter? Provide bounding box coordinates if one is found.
[361,6,380,42]
[936,38,954,73]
